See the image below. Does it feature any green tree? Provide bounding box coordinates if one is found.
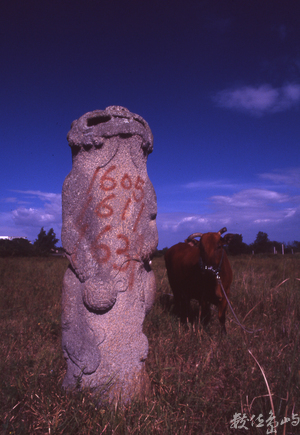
[290,241,300,253]
[33,227,59,256]
[0,238,34,257]
[252,231,271,254]
[227,234,250,255]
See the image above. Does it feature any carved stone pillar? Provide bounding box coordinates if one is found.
[61,106,158,404]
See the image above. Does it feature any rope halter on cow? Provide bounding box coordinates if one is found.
[186,227,226,280]
[198,248,224,280]
[185,229,263,334]
[217,276,263,334]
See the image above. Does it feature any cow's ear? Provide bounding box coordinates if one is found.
[222,233,234,245]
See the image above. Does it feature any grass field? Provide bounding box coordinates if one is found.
[0,254,299,434]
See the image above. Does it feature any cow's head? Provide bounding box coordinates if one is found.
[186,227,233,266]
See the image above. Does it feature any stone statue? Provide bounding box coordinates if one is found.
[61,106,158,404]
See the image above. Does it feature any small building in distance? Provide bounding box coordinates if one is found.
[0,236,29,241]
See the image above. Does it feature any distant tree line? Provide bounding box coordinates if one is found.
[0,227,60,257]
[1,228,299,258]
[155,231,300,257]
[231,231,300,255]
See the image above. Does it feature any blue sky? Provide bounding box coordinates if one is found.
[1,0,300,248]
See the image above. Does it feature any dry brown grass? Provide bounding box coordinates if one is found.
[0,254,299,434]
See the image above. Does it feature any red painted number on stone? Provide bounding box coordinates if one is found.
[91,225,111,263]
[100,166,117,191]
[75,166,147,282]
[133,202,145,232]
[133,176,145,202]
[116,234,130,255]
[95,194,115,218]
[113,234,130,271]
[121,173,132,190]
[121,197,132,221]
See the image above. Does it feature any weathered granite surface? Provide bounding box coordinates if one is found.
[61,106,158,403]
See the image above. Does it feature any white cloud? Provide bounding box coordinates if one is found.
[11,191,62,223]
[283,83,300,101]
[159,213,210,232]
[213,83,300,115]
[12,207,58,226]
[211,189,290,208]
[2,196,30,205]
[184,179,240,190]
[157,169,300,247]
[157,212,229,248]
[0,191,62,242]
[259,167,300,187]
[210,189,297,226]
[4,197,18,203]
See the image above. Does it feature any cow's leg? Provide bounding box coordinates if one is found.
[184,296,192,323]
[173,292,190,323]
[180,295,190,322]
[173,291,184,319]
[218,297,228,334]
[200,301,211,327]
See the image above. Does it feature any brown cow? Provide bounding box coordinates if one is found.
[164,227,233,334]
